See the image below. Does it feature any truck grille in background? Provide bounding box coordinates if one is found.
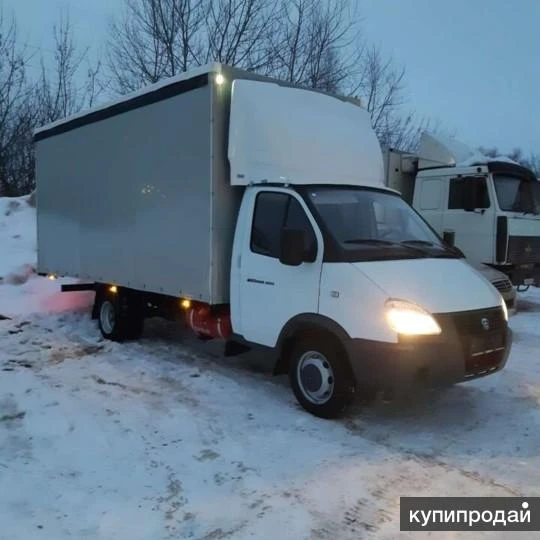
[507,236,540,263]
[435,307,507,377]
[491,278,513,294]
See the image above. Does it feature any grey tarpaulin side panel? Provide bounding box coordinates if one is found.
[36,77,225,303]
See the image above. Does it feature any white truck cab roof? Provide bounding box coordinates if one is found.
[228,79,384,189]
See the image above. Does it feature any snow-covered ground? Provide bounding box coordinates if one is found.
[1,197,540,539]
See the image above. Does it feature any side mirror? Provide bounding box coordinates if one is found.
[279,228,306,266]
[463,177,477,212]
[442,231,464,257]
[442,230,455,247]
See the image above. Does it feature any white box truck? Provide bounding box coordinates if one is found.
[35,64,512,418]
[384,134,540,288]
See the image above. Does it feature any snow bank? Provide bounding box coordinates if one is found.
[0,196,36,281]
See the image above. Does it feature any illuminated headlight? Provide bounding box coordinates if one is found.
[385,299,441,336]
[501,297,508,321]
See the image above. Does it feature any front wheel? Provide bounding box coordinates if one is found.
[289,336,356,418]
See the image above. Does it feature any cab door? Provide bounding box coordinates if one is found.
[442,175,496,261]
[232,187,323,347]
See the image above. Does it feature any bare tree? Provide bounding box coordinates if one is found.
[36,13,102,125]
[0,11,103,196]
[107,0,209,92]
[344,45,412,148]
[270,0,360,92]
[0,8,34,196]
[204,0,277,69]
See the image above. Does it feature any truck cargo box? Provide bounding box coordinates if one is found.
[35,65,242,304]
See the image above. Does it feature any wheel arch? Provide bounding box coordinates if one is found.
[274,313,351,375]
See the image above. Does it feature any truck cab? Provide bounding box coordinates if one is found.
[385,135,540,287]
[226,81,511,417]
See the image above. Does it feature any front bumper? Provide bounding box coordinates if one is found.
[345,308,512,393]
[502,289,517,314]
[504,263,540,287]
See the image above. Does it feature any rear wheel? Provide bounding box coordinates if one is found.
[289,335,356,418]
[97,288,144,342]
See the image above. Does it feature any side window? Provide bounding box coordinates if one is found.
[250,192,288,257]
[250,192,318,260]
[449,176,490,209]
[285,197,317,261]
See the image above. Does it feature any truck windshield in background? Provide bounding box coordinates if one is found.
[493,174,540,214]
[304,187,457,262]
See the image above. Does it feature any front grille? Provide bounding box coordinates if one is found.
[507,236,540,264]
[447,306,506,335]
[492,278,513,294]
[435,306,507,376]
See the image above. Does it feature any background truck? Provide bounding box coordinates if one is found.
[384,134,540,287]
[35,64,511,418]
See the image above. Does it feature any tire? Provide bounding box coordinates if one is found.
[97,289,144,342]
[289,335,356,419]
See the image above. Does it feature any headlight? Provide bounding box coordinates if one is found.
[385,299,441,336]
[501,297,508,321]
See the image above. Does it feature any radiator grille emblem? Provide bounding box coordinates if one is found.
[481,318,490,331]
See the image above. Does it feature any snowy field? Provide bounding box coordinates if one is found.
[1,196,540,539]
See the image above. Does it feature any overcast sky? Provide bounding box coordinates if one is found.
[5,0,539,154]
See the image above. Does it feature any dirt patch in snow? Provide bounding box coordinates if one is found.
[2,263,36,285]
[0,411,26,423]
[3,199,22,217]
[0,397,26,427]
[49,344,105,365]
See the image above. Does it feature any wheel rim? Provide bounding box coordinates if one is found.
[297,350,335,405]
[100,300,116,334]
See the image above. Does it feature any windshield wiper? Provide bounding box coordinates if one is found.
[401,239,460,258]
[400,239,439,246]
[343,238,428,256]
[343,238,395,245]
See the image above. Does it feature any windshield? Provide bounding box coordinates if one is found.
[494,174,540,214]
[304,187,455,262]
